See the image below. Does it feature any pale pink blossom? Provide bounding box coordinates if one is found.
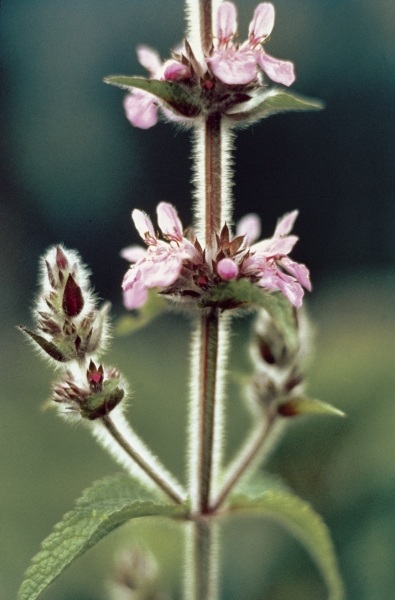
[208,2,295,86]
[121,203,200,309]
[123,46,191,129]
[240,211,311,308]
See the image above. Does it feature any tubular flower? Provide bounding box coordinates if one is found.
[208,2,295,86]
[117,2,295,128]
[123,46,192,129]
[238,211,311,308]
[121,202,201,309]
[121,203,310,311]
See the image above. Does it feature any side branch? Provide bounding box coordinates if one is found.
[100,415,185,505]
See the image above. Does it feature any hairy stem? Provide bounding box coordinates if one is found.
[100,415,185,505]
[199,0,213,55]
[184,520,219,600]
[204,114,222,246]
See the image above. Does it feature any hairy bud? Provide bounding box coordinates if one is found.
[19,246,110,364]
[52,361,126,420]
[249,308,312,416]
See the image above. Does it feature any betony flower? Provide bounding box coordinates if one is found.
[121,203,310,311]
[116,2,296,129]
[123,46,192,129]
[208,2,295,86]
[213,211,311,308]
[121,202,201,309]
[237,211,311,308]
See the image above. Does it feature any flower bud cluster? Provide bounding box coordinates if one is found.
[52,360,126,421]
[249,308,311,417]
[20,246,127,420]
[20,245,110,364]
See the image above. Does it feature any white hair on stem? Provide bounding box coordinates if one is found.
[209,312,231,503]
[90,407,186,501]
[191,120,235,240]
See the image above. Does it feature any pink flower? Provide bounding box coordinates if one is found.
[208,2,295,86]
[123,46,192,129]
[121,204,310,311]
[121,203,200,309]
[239,211,311,308]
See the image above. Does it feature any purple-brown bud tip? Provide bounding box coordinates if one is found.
[62,274,84,317]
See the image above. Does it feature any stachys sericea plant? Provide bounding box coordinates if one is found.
[18,2,345,599]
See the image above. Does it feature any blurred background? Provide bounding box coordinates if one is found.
[1,0,395,598]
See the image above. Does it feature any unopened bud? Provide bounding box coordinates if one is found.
[51,362,126,421]
[19,246,110,364]
[248,308,311,414]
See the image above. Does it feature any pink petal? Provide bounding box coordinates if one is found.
[140,250,182,287]
[280,257,312,291]
[123,92,158,129]
[162,60,191,81]
[217,258,239,280]
[137,45,162,76]
[132,209,157,245]
[120,245,147,263]
[274,272,305,308]
[207,49,257,85]
[274,210,299,237]
[236,213,261,244]
[251,235,298,258]
[157,202,183,242]
[258,52,296,86]
[249,3,275,45]
[216,2,237,43]
[123,281,148,310]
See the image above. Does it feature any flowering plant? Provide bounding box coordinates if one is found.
[18,2,345,599]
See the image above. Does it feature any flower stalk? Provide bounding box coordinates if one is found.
[100,415,185,505]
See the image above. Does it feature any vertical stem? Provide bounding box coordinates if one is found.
[197,309,220,513]
[199,0,213,55]
[204,114,222,247]
[184,520,219,600]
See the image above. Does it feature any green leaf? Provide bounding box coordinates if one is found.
[228,479,345,600]
[104,75,201,118]
[228,89,324,122]
[116,289,168,335]
[201,279,298,352]
[278,396,346,418]
[18,474,186,600]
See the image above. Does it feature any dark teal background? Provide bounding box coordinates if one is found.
[1,1,395,599]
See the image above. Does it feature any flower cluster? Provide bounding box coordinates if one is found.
[52,360,125,421]
[123,2,295,128]
[121,203,310,310]
[19,246,110,364]
[248,307,310,417]
[19,246,127,420]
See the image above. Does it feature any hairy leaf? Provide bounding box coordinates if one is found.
[228,479,344,600]
[228,89,324,123]
[278,396,346,418]
[202,280,298,352]
[104,76,201,117]
[18,474,186,600]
